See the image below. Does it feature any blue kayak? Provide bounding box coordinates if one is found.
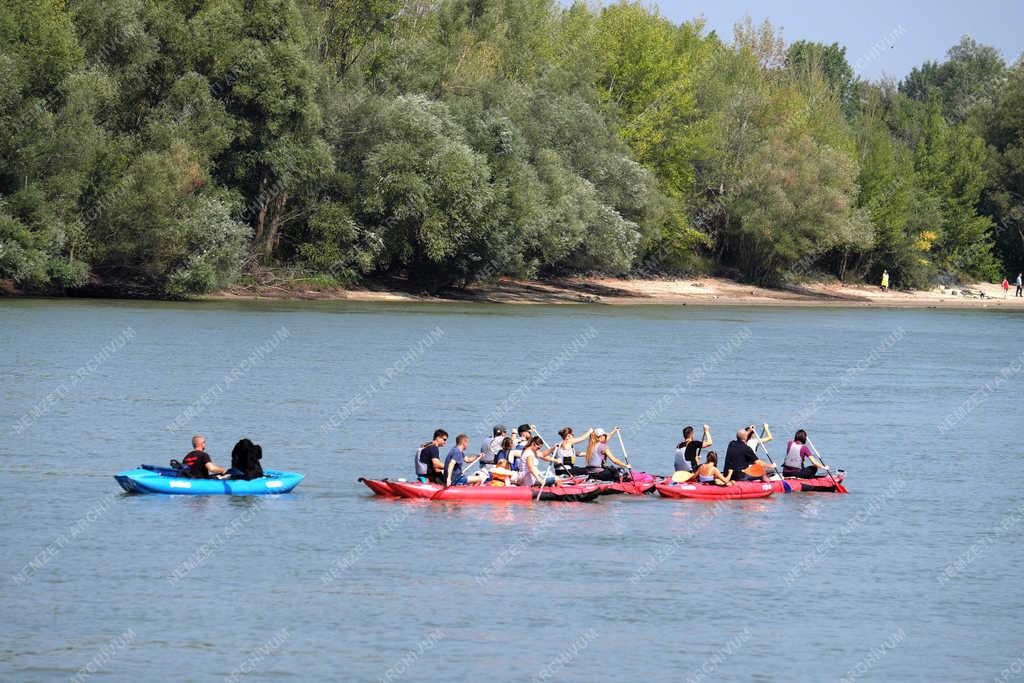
[115,465,304,495]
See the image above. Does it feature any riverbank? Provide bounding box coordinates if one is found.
[208,275,1024,309]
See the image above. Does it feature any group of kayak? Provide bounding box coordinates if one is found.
[670,423,836,484]
[362,421,847,502]
[112,422,846,498]
[415,424,632,488]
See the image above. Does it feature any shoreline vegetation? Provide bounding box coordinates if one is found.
[3,2,1023,301]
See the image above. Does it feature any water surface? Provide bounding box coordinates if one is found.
[1,299,1021,681]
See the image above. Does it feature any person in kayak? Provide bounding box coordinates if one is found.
[520,436,557,487]
[674,424,712,473]
[743,423,772,457]
[696,452,733,486]
[782,429,829,478]
[183,435,228,479]
[416,430,448,484]
[478,425,507,465]
[493,436,516,473]
[553,426,594,475]
[584,427,632,481]
[444,434,486,486]
[723,427,776,482]
[489,458,516,486]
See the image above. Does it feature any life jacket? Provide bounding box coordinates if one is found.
[490,466,514,486]
[784,441,807,469]
[182,450,209,479]
[415,446,428,476]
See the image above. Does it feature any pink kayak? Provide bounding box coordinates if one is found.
[770,472,846,493]
[389,481,601,502]
[655,480,773,500]
[596,480,657,495]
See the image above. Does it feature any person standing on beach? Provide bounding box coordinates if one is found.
[1016,273,1022,297]
[881,270,889,292]
[1002,277,1010,298]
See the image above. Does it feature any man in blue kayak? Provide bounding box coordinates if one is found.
[183,435,228,479]
[444,434,485,486]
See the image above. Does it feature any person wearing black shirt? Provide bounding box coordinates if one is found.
[674,424,712,472]
[723,427,776,481]
[416,430,448,484]
[182,435,228,479]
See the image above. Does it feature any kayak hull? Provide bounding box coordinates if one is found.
[597,480,656,496]
[770,473,846,493]
[655,481,773,500]
[115,465,303,495]
[389,481,600,502]
[359,478,399,496]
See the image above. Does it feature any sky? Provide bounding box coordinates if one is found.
[651,0,1024,80]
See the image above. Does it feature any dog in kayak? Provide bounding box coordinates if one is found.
[230,438,264,480]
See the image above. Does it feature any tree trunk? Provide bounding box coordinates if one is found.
[254,175,268,248]
[262,191,289,259]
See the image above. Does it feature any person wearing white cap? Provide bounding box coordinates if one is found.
[583,427,631,481]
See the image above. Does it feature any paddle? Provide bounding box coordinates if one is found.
[535,459,554,501]
[528,427,556,501]
[806,438,848,493]
[753,427,791,492]
[614,428,635,484]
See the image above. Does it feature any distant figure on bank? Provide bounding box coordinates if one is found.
[1017,273,1023,297]
[881,270,889,292]
[1002,277,1010,298]
[183,435,228,479]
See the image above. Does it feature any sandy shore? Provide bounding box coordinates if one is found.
[210,276,1024,309]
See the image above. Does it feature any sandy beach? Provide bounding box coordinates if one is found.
[209,275,1024,309]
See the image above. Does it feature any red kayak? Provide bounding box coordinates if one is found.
[389,481,601,502]
[769,472,846,493]
[596,480,657,495]
[359,478,399,496]
[655,481,773,500]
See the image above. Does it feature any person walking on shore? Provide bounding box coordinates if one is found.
[881,270,889,292]
[1016,273,1022,297]
[1002,277,1010,298]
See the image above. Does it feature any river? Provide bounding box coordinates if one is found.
[1,298,1022,681]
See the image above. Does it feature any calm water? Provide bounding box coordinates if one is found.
[1,299,1022,682]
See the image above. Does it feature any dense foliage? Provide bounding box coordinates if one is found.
[1,0,1021,295]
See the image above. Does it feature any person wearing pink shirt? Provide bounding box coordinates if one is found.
[782,429,829,479]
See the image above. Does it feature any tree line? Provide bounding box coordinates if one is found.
[2,0,1022,296]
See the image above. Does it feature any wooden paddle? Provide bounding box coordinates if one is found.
[806,438,848,493]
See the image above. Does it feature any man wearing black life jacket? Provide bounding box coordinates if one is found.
[182,435,228,479]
